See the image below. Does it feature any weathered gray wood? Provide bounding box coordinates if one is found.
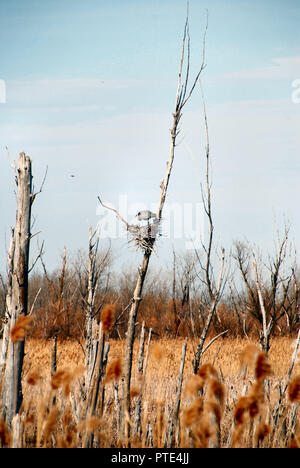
[1,153,33,427]
[123,253,151,415]
[85,227,100,390]
[0,228,15,378]
[100,341,110,416]
[90,321,105,416]
[11,413,22,448]
[143,327,152,381]
[114,382,122,438]
[137,321,146,374]
[82,321,105,448]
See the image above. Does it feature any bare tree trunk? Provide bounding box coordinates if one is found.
[1,153,33,427]
[123,251,151,433]
[143,327,152,379]
[252,253,270,352]
[122,102,181,437]
[0,228,15,378]
[85,227,100,390]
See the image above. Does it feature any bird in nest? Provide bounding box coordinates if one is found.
[133,210,157,223]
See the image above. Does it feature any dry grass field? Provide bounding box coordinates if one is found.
[2,335,294,448]
[23,336,296,383]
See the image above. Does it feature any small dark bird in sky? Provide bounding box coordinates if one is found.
[70,174,75,178]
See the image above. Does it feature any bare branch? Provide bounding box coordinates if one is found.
[97,196,130,230]
[31,165,48,204]
[252,252,269,352]
[28,240,44,274]
[202,329,229,355]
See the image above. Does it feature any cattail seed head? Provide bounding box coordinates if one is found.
[183,397,203,428]
[208,378,225,408]
[234,396,249,425]
[255,352,272,380]
[51,369,69,390]
[288,376,300,403]
[184,375,203,397]
[256,423,270,442]
[101,304,115,333]
[104,358,122,383]
[26,369,41,386]
[248,396,260,419]
[51,366,85,395]
[197,363,218,381]
[130,386,141,398]
[11,314,32,343]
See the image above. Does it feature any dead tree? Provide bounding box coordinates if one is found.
[120,14,208,439]
[0,153,33,426]
[84,227,106,390]
[233,225,294,352]
[39,245,67,338]
[72,227,111,390]
[97,12,208,439]
[282,260,300,334]
[192,84,227,374]
[252,227,292,352]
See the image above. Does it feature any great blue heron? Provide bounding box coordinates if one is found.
[129,210,160,249]
[134,210,157,222]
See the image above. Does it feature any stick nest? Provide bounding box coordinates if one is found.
[127,219,161,252]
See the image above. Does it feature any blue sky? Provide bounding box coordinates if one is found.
[1,0,300,273]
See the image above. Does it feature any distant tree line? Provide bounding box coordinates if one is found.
[1,237,298,344]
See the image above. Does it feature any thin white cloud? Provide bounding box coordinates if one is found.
[222,56,300,81]
[6,77,173,109]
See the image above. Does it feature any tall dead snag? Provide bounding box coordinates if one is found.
[72,226,110,393]
[121,13,208,439]
[85,227,100,390]
[0,153,33,426]
[192,85,227,374]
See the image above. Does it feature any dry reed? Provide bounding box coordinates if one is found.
[0,336,298,448]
